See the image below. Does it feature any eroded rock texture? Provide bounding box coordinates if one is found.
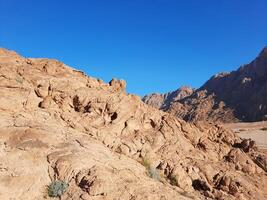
[142,86,194,110]
[0,48,266,200]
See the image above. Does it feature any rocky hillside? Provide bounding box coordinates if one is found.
[0,48,266,200]
[142,86,194,109]
[144,46,267,123]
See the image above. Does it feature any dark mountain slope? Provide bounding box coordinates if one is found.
[144,46,267,123]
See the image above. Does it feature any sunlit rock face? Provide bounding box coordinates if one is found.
[0,48,266,200]
[142,86,194,109]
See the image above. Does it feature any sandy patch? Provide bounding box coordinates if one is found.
[224,121,267,149]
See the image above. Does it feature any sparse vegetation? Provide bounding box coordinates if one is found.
[147,167,161,181]
[168,174,178,186]
[141,158,161,181]
[47,180,68,197]
[15,77,23,84]
[141,158,150,169]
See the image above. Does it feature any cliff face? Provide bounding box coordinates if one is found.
[0,48,266,200]
[144,46,267,123]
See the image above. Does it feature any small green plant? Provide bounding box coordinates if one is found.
[47,180,68,197]
[142,158,150,169]
[169,174,178,186]
[15,76,23,84]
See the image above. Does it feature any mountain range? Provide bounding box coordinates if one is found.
[143,46,267,123]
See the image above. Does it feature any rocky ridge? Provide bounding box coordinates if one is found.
[144,46,267,123]
[142,86,194,109]
[0,48,266,199]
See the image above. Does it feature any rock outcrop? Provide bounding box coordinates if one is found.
[144,46,267,123]
[0,48,266,199]
[142,86,194,109]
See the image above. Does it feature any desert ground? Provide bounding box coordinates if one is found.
[224,121,267,149]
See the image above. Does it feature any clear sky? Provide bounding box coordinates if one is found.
[1,0,267,96]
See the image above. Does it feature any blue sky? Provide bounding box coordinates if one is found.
[1,0,267,96]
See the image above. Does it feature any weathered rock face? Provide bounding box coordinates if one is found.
[0,48,266,200]
[144,46,267,123]
[142,86,194,109]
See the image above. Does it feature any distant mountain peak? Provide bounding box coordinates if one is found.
[142,86,194,109]
[143,46,267,123]
[259,45,267,57]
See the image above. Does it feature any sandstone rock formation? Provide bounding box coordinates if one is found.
[0,48,266,199]
[144,46,267,123]
[142,86,194,109]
